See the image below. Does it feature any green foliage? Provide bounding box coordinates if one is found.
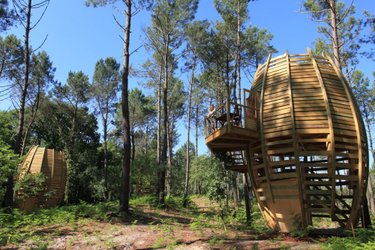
[304,0,362,70]
[0,0,16,31]
[130,194,159,207]
[0,140,18,204]
[321,228,375,250]
[0,201,118,246]
[190,155,226,203]
[131,152,159,195]
[0,34,24,83]
[14,173,46,201]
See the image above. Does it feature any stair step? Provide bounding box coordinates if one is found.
[308,207,331,213]
[309,199,331,205]
[311,214,331,218]
[305,190,331,195]
[305,181,332,186]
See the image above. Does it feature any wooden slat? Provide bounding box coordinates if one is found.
[259,54,275,202]
[287,51,308,227]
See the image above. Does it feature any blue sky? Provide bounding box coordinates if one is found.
[1,0,374,155]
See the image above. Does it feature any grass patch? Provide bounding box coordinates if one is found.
[0,201,118,246]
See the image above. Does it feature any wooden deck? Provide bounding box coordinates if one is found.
[205,124,259,152]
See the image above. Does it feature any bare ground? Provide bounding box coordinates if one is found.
[2,200,324,250]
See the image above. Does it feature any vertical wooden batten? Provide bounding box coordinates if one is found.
[259,54,274,202]
[308,49,337,217]
[286,51,306,227]
[328,55,367,227]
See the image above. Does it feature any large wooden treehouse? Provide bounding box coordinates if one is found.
[204,50,369,232]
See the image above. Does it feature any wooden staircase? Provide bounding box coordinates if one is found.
[222,150,247,173]
[302,159,354,227]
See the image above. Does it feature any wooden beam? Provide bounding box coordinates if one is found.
[327,55,368,229]
[308,48,337,218]
[259,53,274,202]
[286,51,307,227]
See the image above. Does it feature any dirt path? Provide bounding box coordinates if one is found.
[5,206,323,250]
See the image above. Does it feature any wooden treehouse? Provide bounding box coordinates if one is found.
[204,50,369,232]
[16,145,67,211]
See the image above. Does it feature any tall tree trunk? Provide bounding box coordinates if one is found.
[15,0,32,155]
[236,0,242,105]
[364,110,375,215]
[145,123,149,155]
[195,105,199,157]
[3,0,32,209]
[131,129,135,161]
[166,119,172,196]
[120,0,132,214]
[159,36,170,205]
[157,64,162,164]
[183,56,195,206]
[329,0,341,69]
[232,172,239,209]
[103,113,109,200]
[20,81,42,156]
[243,173,252,225]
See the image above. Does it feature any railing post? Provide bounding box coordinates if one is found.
[204,116,209,137]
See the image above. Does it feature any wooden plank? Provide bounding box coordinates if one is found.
[263,88,288,97]
[263,102,290,111]
[334,129,357,137]
[264,130,293,139]
[263,119,292,127]
[264,124,293,133]
[263,112,291,122]
[269,160,295,167]
[305,190,332,195]
[295,120,329,126]
[267,147,295,155]
[271,172,297,180]
[294,106,326,111]
[333,123,356,131]
[263,107,291,118]
[264,96,290,105]
[296,128,330,134]
[259,54,275,202]
[335,143,358,151]
[299,150,331,156]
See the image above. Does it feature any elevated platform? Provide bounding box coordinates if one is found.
[205,124,259,152]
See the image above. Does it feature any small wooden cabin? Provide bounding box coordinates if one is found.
[205,49,369,232]
[17,145,67,211]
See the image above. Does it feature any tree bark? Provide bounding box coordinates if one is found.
[120,0,132,214]
[183,55,195,206]
[243,173,252,225]
[166,119,172,196]
[14,0,32,156]
[102,110,109,200]
[364,109,375,215]
[157,64,162,164]
[3,0,32,209]
[195,105,199,156]
[236,0,242,105]
[159,35,170,205]
[329,0,341,69]
[20,80,42,156]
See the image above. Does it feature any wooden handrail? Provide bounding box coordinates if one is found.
[204,99,260,138]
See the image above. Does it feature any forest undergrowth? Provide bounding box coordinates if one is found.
[0,195,374,249]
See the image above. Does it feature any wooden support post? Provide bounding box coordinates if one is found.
[286,51,307,227]
[328,55,367,228]
[308,48,337,218]
[259,54,274,202]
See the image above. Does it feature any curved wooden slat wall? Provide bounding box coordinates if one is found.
[17,145,67,211]
[248,50,368,232]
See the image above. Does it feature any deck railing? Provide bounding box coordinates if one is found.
[204,100,259,138]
